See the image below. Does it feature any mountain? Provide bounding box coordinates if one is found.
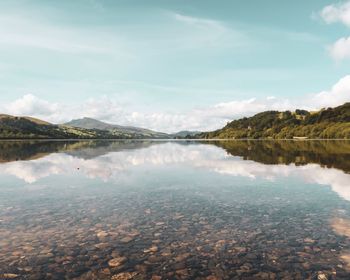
[64,117,170,139]
[2,103,349,140]
[197,103,350,139]
[0,115,169,139]
[0,114,115,139]
[172,131,201,138]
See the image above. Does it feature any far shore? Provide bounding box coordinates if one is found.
[0,138,349,142]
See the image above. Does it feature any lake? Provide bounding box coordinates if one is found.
[1,140,350,279]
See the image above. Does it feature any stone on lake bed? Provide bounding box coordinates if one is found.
[144,246,158,253]
[96,231,109,238]
[39,248,52,254]
[98,268,111,275]
[206,276,220,280]
[108,256,127,267]
[175,269,189,277]
[23,267,33,272]
[120,236,134,243]
[1,274,19,279]
[111,272,138,280]
[317,272,328,280]
[304,238,315,243]
[95,242,110,249]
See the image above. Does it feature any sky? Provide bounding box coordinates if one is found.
[0,0,350,132]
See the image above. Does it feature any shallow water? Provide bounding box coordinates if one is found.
[1,140,350,279]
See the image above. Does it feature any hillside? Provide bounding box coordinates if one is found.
[65,117,170,139]
[198,103,350,139]
[0,115,168,139]
[0,115,114,139]
[0,114,51,125]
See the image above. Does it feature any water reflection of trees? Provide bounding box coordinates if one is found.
[210,140,350,173]
[1,140,350,174]
[0,140,158,162]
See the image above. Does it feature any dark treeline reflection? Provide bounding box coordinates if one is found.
[0,140,350,173]
[210,140,350,173]
[0,140,158,162]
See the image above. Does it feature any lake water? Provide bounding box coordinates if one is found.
[1,140,350,280]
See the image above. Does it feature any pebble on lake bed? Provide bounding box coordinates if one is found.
[144,245,158,253]
[317,272,328,280]
[108,257,127,267]
[2,143,350,280]
[1,274,19,279]
[120,236,134,243]
[111,272,138,280]
[96,231,109,238]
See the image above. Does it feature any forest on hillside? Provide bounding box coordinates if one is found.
[198,103,350,139]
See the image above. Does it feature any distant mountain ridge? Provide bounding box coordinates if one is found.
[198,103,350,139]
[1,102,349,140]
[173,130,201,138]
[64,117,169,139]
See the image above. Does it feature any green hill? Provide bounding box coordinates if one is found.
[0,115,111,139]
[0,115,169,139]
[65,117,170,139]
[198,103,350,139]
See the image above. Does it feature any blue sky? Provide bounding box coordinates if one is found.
[1,0,350,132]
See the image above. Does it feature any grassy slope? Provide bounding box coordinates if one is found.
[198,103,350,139]
[0,115,130,139]
[0,115,170,139]
[65,117,170,139]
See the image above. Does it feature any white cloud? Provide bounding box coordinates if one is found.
[320,1,350,27]
[0,11,247,57]
[319,2,350,61]
[0,14,134,63]
[312,75,350,108]
[0,16,107,53]
[329,37,350,61]
[2,75,350,132]
[174,13,227,31]
[171,13,248,49]
[6,94,59,119]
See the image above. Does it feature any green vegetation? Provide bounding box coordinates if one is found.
[65,117,170,139]
[1,139,349,174]
[0,115,170,139]
[0,115,105,139]
[1,103,350,139]
[198,103,350,139]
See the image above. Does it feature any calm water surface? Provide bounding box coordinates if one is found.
[1,140,350,280]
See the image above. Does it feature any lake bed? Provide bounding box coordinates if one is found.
[1,140,350,279]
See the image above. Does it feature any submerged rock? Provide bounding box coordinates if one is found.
[108,257,127,268]
[111,272,138,280]
[1,274,19,279]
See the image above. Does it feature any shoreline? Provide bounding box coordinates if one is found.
[0,138,349,142]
